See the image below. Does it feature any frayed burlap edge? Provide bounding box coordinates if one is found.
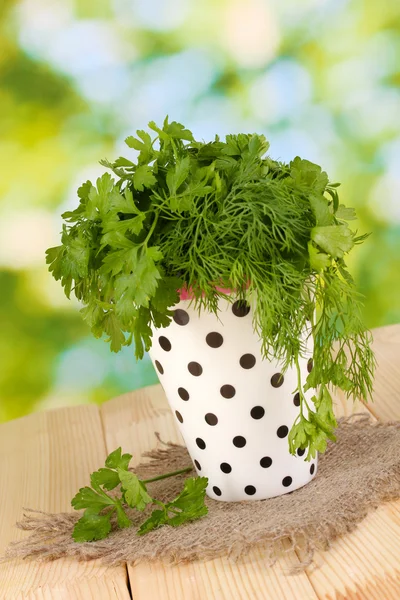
[2,415,400,571]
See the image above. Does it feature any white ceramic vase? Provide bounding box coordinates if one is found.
[148,296,317,502]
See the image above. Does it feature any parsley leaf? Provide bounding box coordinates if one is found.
[90,468,120,491]
[166,156,191,196]
[290,157,329,193]
[71,447,207,543]
[71,486,115,512]
[133,165,157,192]
[103,313,126,353]
[311,225,354,258]
[308,241,331,271]
[138,477,208,535]
[336,204,357,221]
[105,447,133,470]
[72,512,112,543]
[117,469,153,511]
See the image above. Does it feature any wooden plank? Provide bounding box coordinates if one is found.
[301,325,400,599]
[365,325,400,421]
[2,324,396,598]
[0,406,130,600]
[100,325,400,600]
[100,385,318,600]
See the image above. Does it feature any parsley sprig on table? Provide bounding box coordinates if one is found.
[46,117,375,460]
[72,447,207,542]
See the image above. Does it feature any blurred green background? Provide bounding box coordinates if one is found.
[1,0,399,421]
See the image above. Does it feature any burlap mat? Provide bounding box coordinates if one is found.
[4,415,400,569]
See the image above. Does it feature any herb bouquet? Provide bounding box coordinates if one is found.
[47,118,374,506]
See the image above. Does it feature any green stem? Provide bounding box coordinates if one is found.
[142,212,159,246]
[142,466,193,484]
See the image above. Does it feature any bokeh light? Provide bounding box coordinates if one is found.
[0,0,399,421]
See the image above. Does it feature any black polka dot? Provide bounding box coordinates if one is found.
[196,437,206,450]
[277,425,289,438]
[158,336,171,351]
[220,462,232,473]
[205,413,218,426]
[245,485,256,496]
[293,392,300,407]
[188,361,203,376]
[232,300,251,317]
[233,435,246,448]
[173,309,190,325]
[175,410,183,423]
[270,372,284,388]
[178,387,189,401]
[250,406,265,419]
[239,354,256,369]
[310,463,315,475]
[213,486,222,496]
[194,459,201,470]
[282,476,293,487]
[155,360,164,375]
[307,358,314,373]
[206,332,223,348]
[220,384,236,398]
[297,448,305,457]
[260,456,272,468]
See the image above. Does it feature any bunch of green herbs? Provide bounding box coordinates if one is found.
[46,117,375,459]
[72,447,207,542]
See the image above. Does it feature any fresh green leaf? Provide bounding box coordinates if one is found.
[133,306,153,359]
[90,468,120,491]
[311,225,354,258]
[85,173,115,219]
[115,500,132,529]
[166,156,190,196]
[73,512,112,543]
[151,277,181,313]
[309,194,333,226]
[308,241,330,270]
[133,165,157,191]
[71,486,115,511]
[114,247,162,308]
[117,469,152,511]
[103,313,126,352]
[77,180,92,201]
[71,445,207,543]
[113,157,135,168]
[290,157,329,192]
[166,477,208,526]
[105,447,133,470]
[137,508,166,536]
[126,130,156,164]
[336,204,357,220]
[138,477,208,535]
[165,120,194,141]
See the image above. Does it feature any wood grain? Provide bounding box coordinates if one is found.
[101,386,319,600]
[301,327,400,599]
[1,324,399,599]
[0,406,130,600]
[100,326,400,600]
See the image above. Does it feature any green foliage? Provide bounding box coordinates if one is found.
[47,118,375,457]
[71,447,207,542]
[138,477,209,535]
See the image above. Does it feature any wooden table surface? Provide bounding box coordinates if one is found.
[1,324,399,600]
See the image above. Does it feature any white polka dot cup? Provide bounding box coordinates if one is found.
[149,297,317,502]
